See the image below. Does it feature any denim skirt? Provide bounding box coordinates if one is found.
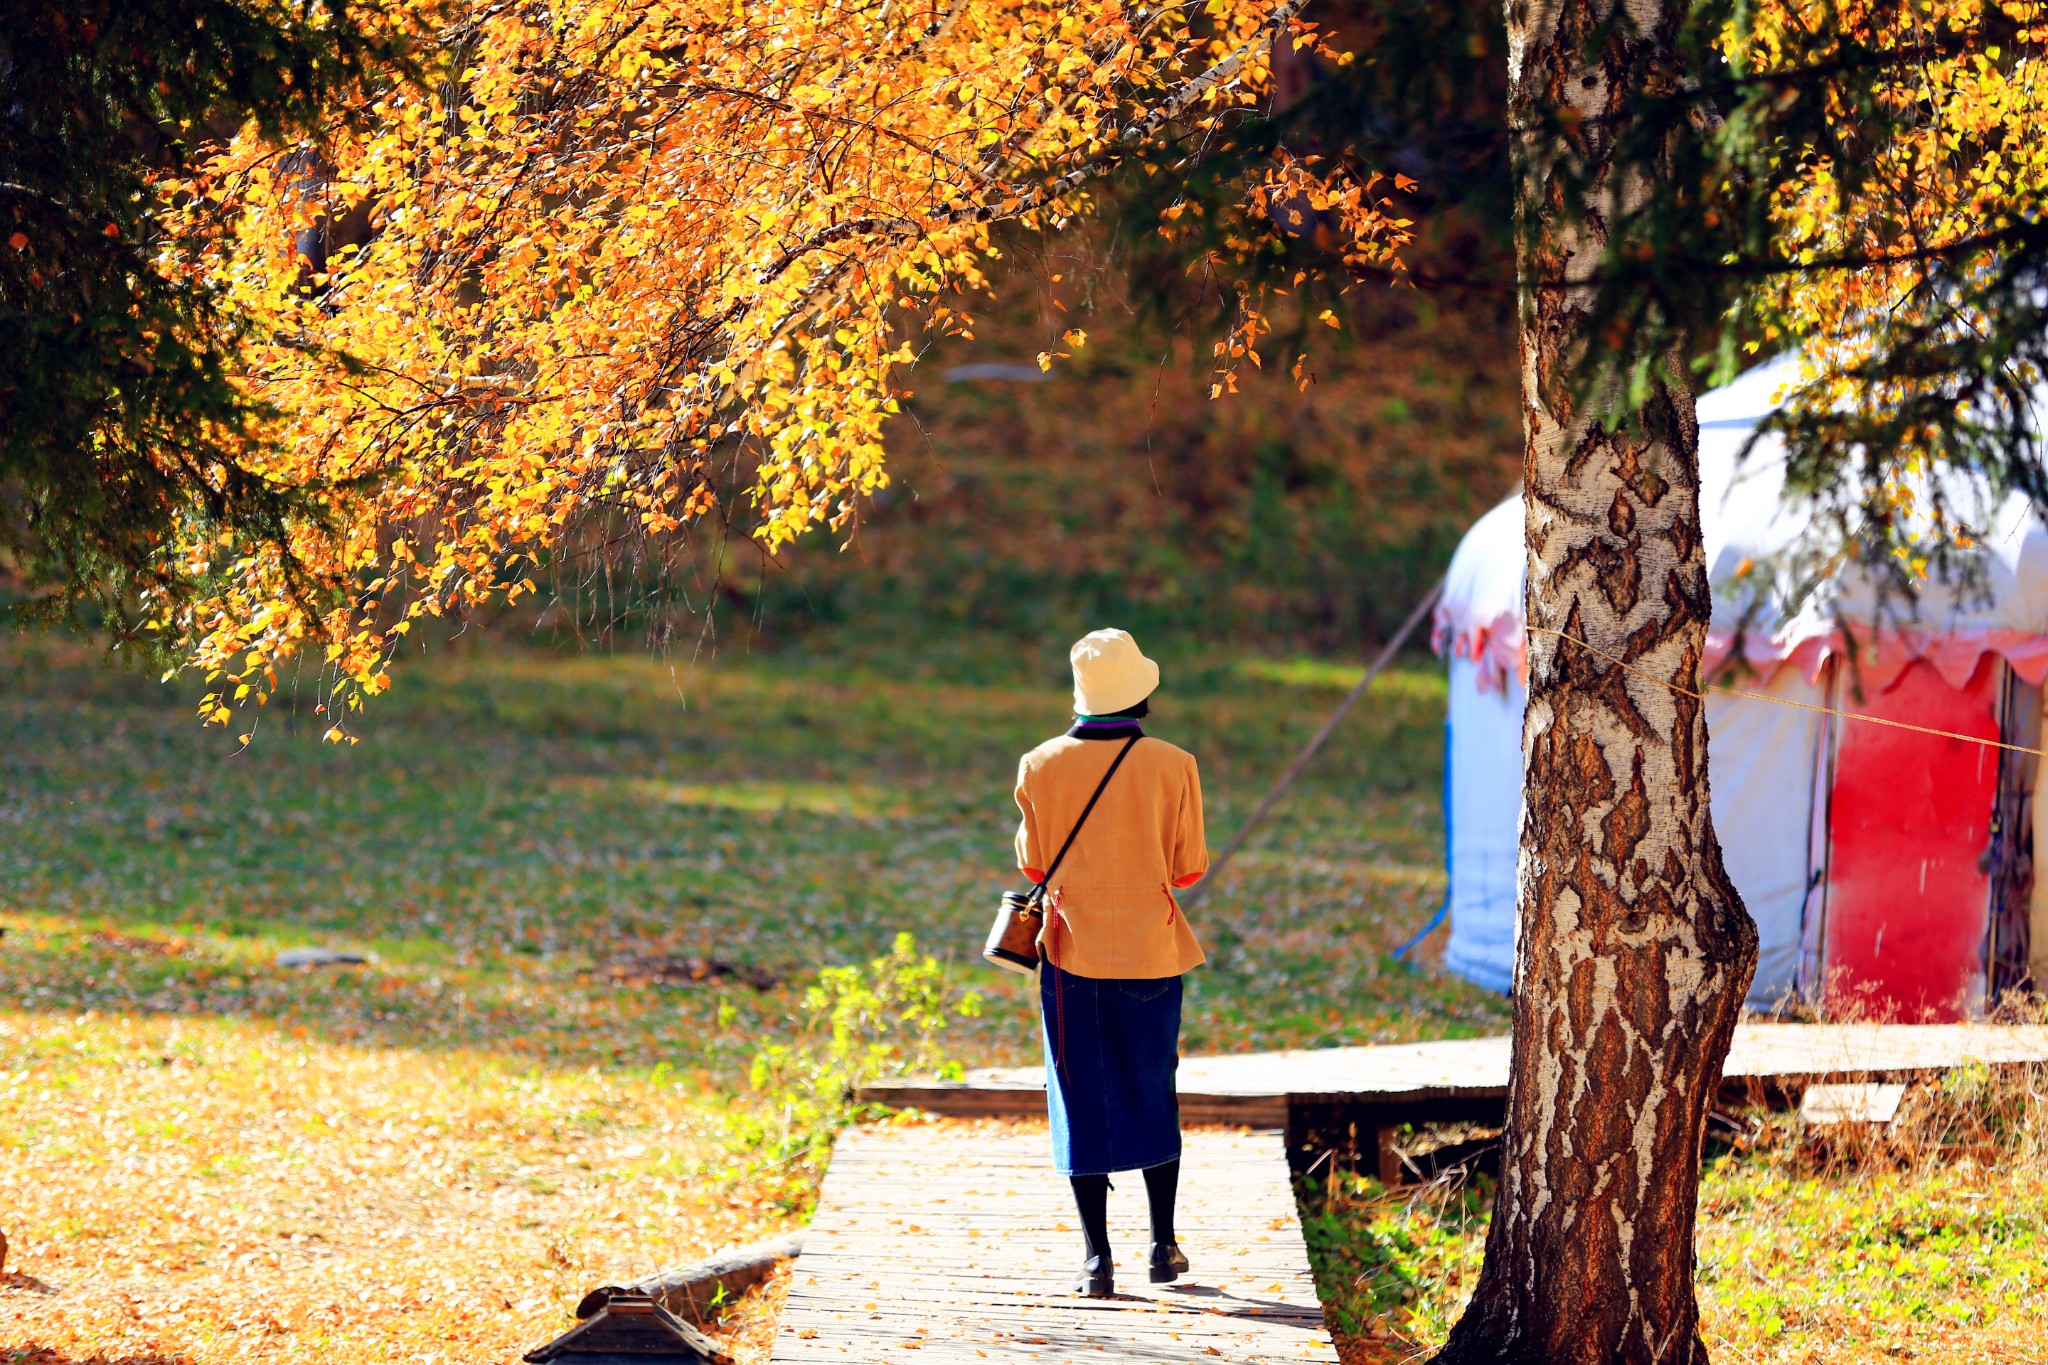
[1039,963,1183,1176]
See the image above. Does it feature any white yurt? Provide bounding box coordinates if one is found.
[1435,358,2048,1018]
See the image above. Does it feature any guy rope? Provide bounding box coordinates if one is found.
[1179,579,1445,908]
[1528,626,2048,759]
[1184,582,2048,914]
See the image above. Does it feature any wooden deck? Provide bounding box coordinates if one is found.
[771,1123,1337,1364]
[863,1022,2048,1125]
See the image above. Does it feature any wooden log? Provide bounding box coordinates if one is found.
[526,1293,728,1364]
[575,1232,804,1321]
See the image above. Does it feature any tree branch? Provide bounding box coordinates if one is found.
[752,0,1313,286]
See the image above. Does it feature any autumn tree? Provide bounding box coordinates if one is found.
[79,0,1402,735]
[1428,1,1756,1358]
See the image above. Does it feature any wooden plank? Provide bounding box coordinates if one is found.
[771,1123,1338,1364]
[1725,1022,2048,1075]
[863,1082,1287,1126]
[859,1023,2048,1125]
[1799,1082,1908,1126]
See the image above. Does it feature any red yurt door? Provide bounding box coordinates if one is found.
[1822,657,1997,1021]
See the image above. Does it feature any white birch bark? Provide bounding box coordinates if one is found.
[1435,1,1758,1361]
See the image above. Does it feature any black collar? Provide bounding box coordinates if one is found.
[1066,721,1144,740]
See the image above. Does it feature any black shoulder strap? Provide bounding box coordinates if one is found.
[1030,734,1141,905]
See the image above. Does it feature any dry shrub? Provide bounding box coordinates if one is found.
[1740,990,2048,1173]
[1786,1063,2047,1178]
[1892,1060,2041,1168]
[1295,1158,1491,1360]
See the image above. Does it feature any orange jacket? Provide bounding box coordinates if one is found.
[1013,733,1209,978]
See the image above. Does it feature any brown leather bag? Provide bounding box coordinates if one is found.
[983,734,1139,975]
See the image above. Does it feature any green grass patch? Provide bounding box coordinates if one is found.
[0,632,1502,1080]
[1298,1067,2048,1365]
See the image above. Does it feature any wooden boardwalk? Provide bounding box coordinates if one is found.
[768,1025,2048,1361]
[771,1123,1337,1364]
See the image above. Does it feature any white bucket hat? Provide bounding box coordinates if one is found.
[1070,628,1160,716]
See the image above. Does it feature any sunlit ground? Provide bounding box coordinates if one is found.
[0,1012,759,1364]
[2,632,1500,1363]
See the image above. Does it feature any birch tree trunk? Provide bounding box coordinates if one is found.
[1434,2,1759,1362]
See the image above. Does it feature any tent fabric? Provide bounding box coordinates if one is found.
[1692,354,2048,691]
[1442,654,1524,994]
[1820,658,2001,1021]
[1431,355,2048,1007]
[1432,497,1526,695]
[1703,670,1826,1008]
[1438,352,2048,697]
[1699,419,2048,692]
[1439,655,1820,1009]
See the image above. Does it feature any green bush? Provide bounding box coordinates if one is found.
[1295,1168,1490,1341]
[725,933,982,1211]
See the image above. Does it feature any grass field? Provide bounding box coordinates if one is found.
[0,630,1495,1364]
[6,631,2045,1365]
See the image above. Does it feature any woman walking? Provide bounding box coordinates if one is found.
[1013,628,1209,1297]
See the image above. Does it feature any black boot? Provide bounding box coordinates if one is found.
[1069,1173,1114,1297]
[1075,1253,1114,1297]
[1143,1158,1187,1282]
[1148,1242,1190,1283]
